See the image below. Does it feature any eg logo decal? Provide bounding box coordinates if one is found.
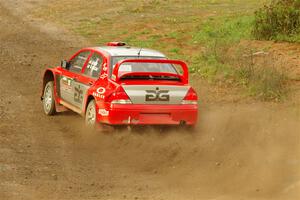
[145,87,170,101]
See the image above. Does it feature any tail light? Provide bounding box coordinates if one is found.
[181,87,198,105]
[106,86,132,104]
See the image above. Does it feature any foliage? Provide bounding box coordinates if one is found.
[191,15,287,101]
[253,0,300,41]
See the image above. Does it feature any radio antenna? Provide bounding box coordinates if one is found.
[137,47,142,58]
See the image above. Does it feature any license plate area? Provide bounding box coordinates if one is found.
[140,113,171,121]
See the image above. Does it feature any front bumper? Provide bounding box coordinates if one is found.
[97,104,198,125]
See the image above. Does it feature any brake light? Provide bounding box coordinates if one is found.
[182,87,198,105]
[107,86,132,104]
[106,42,126,46]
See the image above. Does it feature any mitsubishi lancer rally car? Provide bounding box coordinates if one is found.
[41,42,198,129]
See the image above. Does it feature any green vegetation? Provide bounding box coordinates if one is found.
[32,0,291,101]
[190,15,287,101]
[253,0,300,42]
[190,15,254,74]
[248,68,287,101]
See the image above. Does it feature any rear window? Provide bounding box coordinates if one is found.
[110,56,177,77]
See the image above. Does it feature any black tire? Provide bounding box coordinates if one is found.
[43,81,56,115]
[85,100,97,127]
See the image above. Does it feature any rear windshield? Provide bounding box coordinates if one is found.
[110,56,178,77]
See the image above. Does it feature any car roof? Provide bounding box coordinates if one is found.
[90,46,166,57]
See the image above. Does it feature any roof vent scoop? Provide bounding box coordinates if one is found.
[106,42,126,47]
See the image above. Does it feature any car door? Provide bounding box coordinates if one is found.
[59,50,91,107]
[74,51,104,110]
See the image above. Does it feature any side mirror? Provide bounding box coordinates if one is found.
[61,60,70,69]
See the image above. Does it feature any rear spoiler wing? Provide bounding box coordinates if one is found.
[112,59,189,84]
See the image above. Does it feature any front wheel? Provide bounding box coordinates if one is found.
[85,100,97,127]
[43,81,56,115]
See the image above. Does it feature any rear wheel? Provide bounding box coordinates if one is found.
[43,81,56,115]
[85,100,97,127]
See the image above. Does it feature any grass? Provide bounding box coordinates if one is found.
[248,68,287,101]
[31,0,288,101]
[189,15,287,101]
[274,33,300,43]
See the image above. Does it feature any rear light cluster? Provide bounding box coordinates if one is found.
[107,86,132,104]
[181,87,198,105]
[106,86,197,105]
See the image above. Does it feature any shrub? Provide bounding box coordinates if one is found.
[248,67,287,101]
[253,0,300,40]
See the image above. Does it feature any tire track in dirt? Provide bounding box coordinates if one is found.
[0,3,86,199]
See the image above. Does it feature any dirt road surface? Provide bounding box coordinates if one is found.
[0,1,299,200]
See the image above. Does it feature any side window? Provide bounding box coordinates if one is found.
[84,53,103,78]
[69,51,90,73]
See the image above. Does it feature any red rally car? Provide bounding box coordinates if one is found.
[41,42,198,128]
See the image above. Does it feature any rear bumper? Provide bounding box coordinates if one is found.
[98,104,198,125]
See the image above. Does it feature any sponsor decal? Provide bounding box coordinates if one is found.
[145,87,170,101]
[100,73,108,80]
[61,76,72,90]
[93,92,105,99]
[74,85,83,103]
[93,87,106,99]
[96,87,105,94]
[102,63,108,71]
[98,109,109,116]
[86,58,100,72]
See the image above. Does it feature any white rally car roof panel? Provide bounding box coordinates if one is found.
[91,46,166,57]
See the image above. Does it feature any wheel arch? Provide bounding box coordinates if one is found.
[84,95,95,114]
[41,69,55,100]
